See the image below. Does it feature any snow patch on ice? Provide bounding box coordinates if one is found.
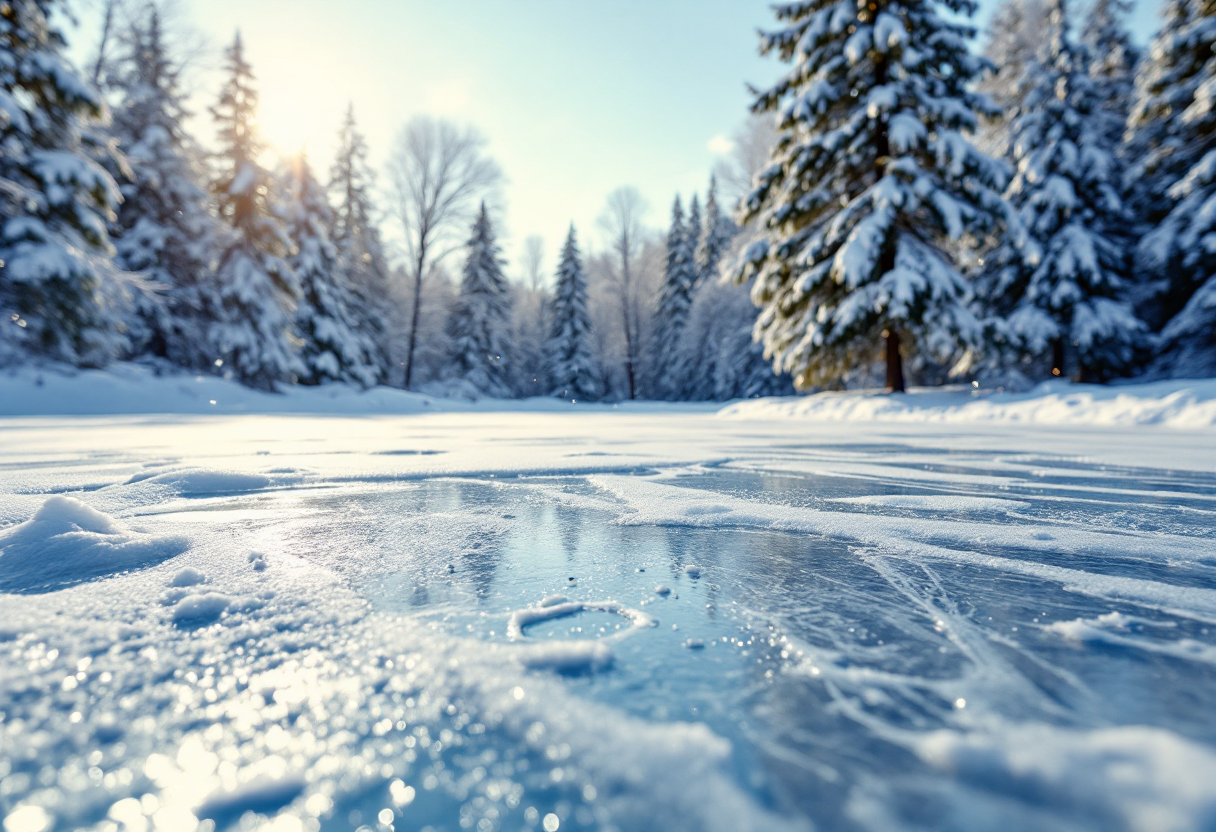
[0,496,188,593]
[829,495,1031,512]
[133,468,274,495]
[507,600,657,641]
[1047,613,1216,665]
[917,723,1216,832]
[514,640,615,674]
[506,599,657,674]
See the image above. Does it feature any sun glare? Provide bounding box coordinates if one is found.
[256,89,335,165]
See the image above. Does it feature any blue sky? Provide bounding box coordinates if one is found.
[70,0,1163,279]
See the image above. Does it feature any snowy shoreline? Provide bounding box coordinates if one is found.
[4,363,1216,430]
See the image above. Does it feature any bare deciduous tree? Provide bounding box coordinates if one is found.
[387,116,503,389]
[597,187,649,400]
[521,235,545,293]
[89,0,127,87]
[713,113,779,209]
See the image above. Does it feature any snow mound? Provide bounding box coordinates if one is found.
[917,724,1216,832]
[171,593,232,625]
[169,567,206,587]
[0,496,188,593]
[130,468,274,495]
[720,379,1216,428]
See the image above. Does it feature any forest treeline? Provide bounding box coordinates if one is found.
[1,0,1213,399]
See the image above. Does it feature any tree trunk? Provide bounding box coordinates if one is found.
[403,249,426,389]
[875,53,903,395]
[622,312,637,400]
[620,256,636,400]
[1051,338,1065,379]
[885,329,905,393]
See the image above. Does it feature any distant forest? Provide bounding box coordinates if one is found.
[2,0,1213,398]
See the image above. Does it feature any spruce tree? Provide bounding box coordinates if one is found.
[1081,0,1140,150]
[208,32,301,390]
[675,279,791,401]
[547,225,599,400]
[696,175,735,286]
[328,104,391,379]
[976,0,1047,156]
[284,156,382,387]
[684,194,702,287]
[982,0,1145,381]
[0,0,127,366]
[736,0,1008,392]
[1128,0,1216,371]
[329,104,389,290]
[108,6,218,367]
[655,196,697,398]
[447,203,512,396]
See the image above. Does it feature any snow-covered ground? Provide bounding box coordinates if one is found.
[2,369,1216,832]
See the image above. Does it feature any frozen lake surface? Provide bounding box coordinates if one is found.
[2,410,1215,832]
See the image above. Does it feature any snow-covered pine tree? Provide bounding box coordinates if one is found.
[330,104,389,290]
[684,194,702,285]
[108,5,218,367]
[447,203,512,396]
[207,32,301,390]
[976,0,1047,156]
[327,104,391,379]
[982,0,1145,381]
[0,0,127,366]
[674,278,792,400]
[1128,0,1216,372]
[654,196,697,398]
[283,156,382,387]
[696,175,735,286]
[547,224,599,401]
[1082,0,1140,150]
[735,0,1008,393]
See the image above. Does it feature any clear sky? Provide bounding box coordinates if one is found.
[68,0,1163,280]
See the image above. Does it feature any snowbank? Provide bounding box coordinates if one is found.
[720,379,1216,428]
[4,363,1215,428]
[0,363,714,416]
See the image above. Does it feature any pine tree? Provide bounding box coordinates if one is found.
[447,203,512,396]
[283,156,382,387]
[976,0,1047,157]
[108,6,218,368]
[328,104,391,379]
[329,104,389,290]
[684,194,702,286]
[207,32,301,390]
[736,0,1008,393]
[1128,0,1216,371]
[547,225,599,401]
[674,279,791,400]
[654,196,697,398]
[1,0,127,366]
[1082,0,1140,150]
[982,0,1145,381]
[696,175,735,286]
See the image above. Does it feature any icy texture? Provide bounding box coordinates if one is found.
[0,410,1214,831]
